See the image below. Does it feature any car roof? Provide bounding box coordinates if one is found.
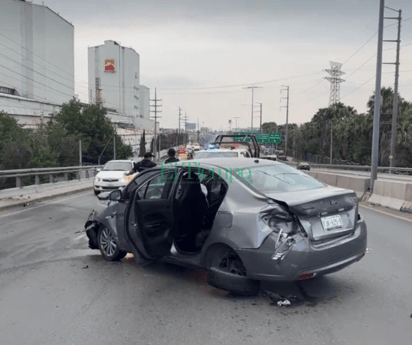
[168,157,282,170]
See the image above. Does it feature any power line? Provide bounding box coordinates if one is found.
[0,40,75,83]
[157,72,319,91]
[341,76,376,99]
[0,31,75,78]
[0,52,74,91]
[298,79,326,94]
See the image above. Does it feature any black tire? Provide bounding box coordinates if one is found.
[94,189,101,196]
[206,246,260,296]
[97,226,127,261]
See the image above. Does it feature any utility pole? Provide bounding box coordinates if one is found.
[243,86,260,131]
[370,0,385,191]
[387,8,402,172]
[280,86,289,155]
[177,107,182,146]
[79,140,82,166]
[113,136,116,160]
[150,88,162,158]
[255,102,262,132]
[229,119,232,132]
[182,111,189,146]
[233,117,240,131]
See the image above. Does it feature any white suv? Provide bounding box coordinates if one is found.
[93,160,136,195]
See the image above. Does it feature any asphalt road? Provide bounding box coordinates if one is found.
[0,192,411,345]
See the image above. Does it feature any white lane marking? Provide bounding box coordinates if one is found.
[360,204,412,224]
[0,191,92,219]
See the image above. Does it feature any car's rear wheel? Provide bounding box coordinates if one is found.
[97,226,127,261]
[206,246,260,296]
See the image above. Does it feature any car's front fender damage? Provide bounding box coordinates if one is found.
[84,209,101,249]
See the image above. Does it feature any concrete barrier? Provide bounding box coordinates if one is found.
[368,179,412,212]
[306,171,369,198]
[309,169,412,213]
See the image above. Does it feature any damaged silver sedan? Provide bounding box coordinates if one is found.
[85,158,367,295]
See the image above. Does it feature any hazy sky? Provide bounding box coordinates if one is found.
[41,0,412,130]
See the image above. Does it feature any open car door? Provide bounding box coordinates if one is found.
[125,172,175,261]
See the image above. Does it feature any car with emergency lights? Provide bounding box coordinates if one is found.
[85,158,367,296]
[93,160,136,196]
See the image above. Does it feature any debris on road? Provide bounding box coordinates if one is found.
[277,299,291,307]
[82,265,89,269]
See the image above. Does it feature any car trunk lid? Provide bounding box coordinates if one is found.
[265,186,358,241]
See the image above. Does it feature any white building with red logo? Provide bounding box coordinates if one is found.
[88,40,154,131]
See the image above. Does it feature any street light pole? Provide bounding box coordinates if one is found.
[370,0,385,191]
[389,9,402,172]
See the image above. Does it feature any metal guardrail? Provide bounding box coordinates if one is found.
[308,163,412,174]
[0,165,103,189]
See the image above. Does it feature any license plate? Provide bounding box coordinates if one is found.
[106,183,114,187]
[321,215,343,230]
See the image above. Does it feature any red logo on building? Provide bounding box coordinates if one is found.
[104,59,116,72]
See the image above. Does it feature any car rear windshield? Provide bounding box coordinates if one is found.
[195,152,238,158]
[103,162,132,171]
[237,164,325,194]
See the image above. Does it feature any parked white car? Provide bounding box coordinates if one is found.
[93,160,136,195]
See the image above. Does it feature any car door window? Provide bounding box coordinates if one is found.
[141,173,175,200]
[245,152,251,158]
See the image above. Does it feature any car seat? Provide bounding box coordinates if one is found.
[175,173,208,252]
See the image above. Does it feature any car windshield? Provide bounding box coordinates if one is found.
[103,162,132,171]
[237,164,325,194]
[195,151,239,158]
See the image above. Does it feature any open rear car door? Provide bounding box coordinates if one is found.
[125,173,175,261]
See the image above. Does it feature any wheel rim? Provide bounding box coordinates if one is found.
[219,252,247,276]
[100,227,117,257]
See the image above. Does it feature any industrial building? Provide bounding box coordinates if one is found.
[88,40,154,131]
[0,0,74,127]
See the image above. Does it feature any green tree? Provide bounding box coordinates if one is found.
[139,130,146,157]
[50,99,132,164]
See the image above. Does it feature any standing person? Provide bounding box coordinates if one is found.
[132,152,157,173]
[164,148,180,163]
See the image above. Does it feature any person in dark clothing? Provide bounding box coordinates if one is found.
[164,148,180,164]
[132,152,157,173]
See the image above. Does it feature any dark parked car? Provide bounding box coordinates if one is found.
[297,162,310,171]
[84,159,367,295]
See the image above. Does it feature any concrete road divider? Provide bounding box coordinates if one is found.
[307,170,412,213]
[368,179,412,213]
[307,171,370,198]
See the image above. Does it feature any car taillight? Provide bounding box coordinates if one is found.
[297,273,317,280]
[261,202,298,234]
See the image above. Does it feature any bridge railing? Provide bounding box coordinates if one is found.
[0,165,102,189]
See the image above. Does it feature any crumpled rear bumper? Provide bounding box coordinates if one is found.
[236,221,367,281]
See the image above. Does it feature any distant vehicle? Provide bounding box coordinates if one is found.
[211,134,260,158]
[262,154,277,161]
[192,142,201,152]
[194,148,252,159]
[297,162,310,171]
[93,160,136,196]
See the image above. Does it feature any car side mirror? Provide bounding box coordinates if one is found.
[109,190,122,201]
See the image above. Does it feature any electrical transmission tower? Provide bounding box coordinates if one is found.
[150,88,162,159]
[324,61,345,106]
